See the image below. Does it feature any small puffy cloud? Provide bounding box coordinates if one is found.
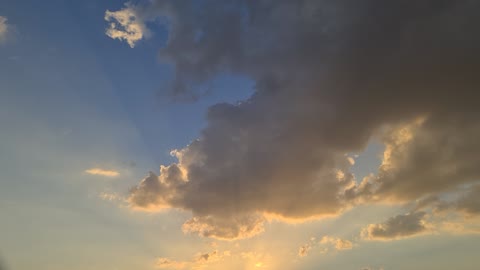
[362,212,429,241]
[320,236,353,251]
[298,243,312,257]
[85,168,120,177]
[298,236,352,257]
[105,5,149,48]
[194,250,225,264]
[0,16,10,43]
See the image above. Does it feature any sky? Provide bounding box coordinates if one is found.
[1,1,480,270]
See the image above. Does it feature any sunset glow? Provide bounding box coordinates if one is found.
[1,1,480,270]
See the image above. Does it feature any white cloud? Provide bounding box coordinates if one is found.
[104,6,149,48]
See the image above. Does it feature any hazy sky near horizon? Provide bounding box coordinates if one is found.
[1,1,480,270]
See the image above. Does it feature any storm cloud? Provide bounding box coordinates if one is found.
[107,0,480,239]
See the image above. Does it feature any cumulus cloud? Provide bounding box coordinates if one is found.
[0,16,10,43]
[85,168,120,177]
[362,212,429,241]
[107,0,480,239]
[105,5,149,48]
[352,116,480,203]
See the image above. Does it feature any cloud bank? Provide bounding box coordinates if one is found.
[106,0,480,240]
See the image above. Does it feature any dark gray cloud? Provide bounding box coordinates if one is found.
[426,185,480,218]
[455,185,480,216]
[362,212,429,240]
[351,114,480,203]
[107,0,480,239]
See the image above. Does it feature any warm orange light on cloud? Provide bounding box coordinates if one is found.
[85,168,120,177]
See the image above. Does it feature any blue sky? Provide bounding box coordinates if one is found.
[1,1,480,270]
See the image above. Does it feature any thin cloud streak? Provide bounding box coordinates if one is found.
[85,168,120,177]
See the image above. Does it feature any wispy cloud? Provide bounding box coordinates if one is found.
[298,236,353,258]
[0,16,10,43]
[85,168,120,177]
[98,192,122,202]
[156,250,230,269]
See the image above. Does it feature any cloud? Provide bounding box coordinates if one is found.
[320,236,353,251]
[362,212,429,241]
[352,116,480,203]
[156,250,230,269]
[0,16,10,43]
[85,168,120,177]
[182,215,265,240]
[104,4,149,48]
[107,0,480,239]
[155,258,187,269]
[298,237,317,257]
[439,221,480,235]
[98,192,123,202]
[298,244,312,257]
[426,185,480,219]
[298,236,352,257]
[454,185,480,216]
